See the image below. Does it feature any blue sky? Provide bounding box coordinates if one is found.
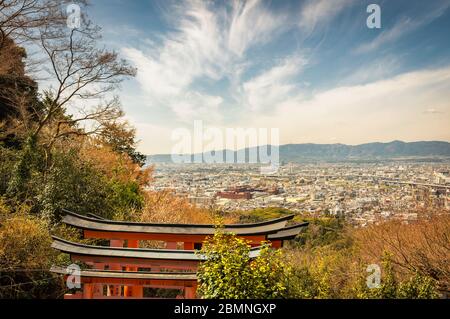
[86,0,450,154]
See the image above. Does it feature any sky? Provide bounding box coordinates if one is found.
[86,0,450,154]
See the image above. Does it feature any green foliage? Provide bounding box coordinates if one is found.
[249,246,289,298]
[0,212,53,269]
[397,272,439,299]
[377,254,398,298]
[240,211,348,250]
[285,267,318,298]
[36,149,114,222]
[1,143,146,223]
[285,248,350,299]
[0,197,9,215]
[294,217,348,249]
[197,231,288,299]
[0,147,19,194]
[108,180,144,218]
[6,135,44,199]
[99,121,147,167]
[238,207,292,223]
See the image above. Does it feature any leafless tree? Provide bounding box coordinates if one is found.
[0,0,84,49]
[35,19,136,144]
[1,1,136,141]
[355,213,450,292]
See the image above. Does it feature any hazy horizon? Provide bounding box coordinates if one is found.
[146,139,450,156]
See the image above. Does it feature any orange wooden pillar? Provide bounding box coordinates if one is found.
[109,239,124,297]
[271,240,282,248]
[184,284,197,299]
[128,239,139,248]
[83,283,94,299]
[93,263,105,298]
[123,266,132,297]
[124,239,140,298]
[132,285,144,298]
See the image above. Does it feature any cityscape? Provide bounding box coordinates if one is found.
[149,162,450,226]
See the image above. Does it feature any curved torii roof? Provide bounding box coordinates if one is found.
[51,236,263,261]
[61,209,295,236]
[52,236,203,261]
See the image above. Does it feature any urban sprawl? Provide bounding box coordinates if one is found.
[148,163,450,226]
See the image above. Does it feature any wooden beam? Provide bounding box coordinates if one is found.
[166,242,177,249]
[64,292,82,299]
[71,254,199,270]
[73,276,196,287]
[84,230,266,243]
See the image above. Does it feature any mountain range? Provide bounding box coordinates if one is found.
[146,141,450,164]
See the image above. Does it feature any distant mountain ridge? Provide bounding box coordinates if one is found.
[146,141,450,164]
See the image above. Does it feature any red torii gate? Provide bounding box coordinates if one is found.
[51,210,308,299]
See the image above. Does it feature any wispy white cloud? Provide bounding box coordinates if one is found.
[227,0,288,57]
[242,55,307,112]
[121,1,227,124]
[355,17,415,54]
[122,0,290,124]
[340,55,401,85]
[298,0,354,32]
[124,1,227,93]
[169,92,224,124]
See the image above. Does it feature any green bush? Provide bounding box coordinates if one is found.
[197,231,288,299]
[36,150,114,222]
[294,217,348,249]
[239,207,293,223]
[397,272,439,299]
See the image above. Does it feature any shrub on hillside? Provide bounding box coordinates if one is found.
[197,231,288,299]
[0,209,64,298]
